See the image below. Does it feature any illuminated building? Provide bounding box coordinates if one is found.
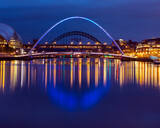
[112,39,137,56]
[136,38,160,58]
[0,23,22,53]
[0,35,7,52]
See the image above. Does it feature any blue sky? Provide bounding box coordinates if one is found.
[0,0,160,43]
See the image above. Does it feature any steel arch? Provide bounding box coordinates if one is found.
[51,31,102,45]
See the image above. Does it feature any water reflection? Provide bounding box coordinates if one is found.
[45,61,47,89]
[0,59,160,109]
[0,61,5,92]
[95,58,99,87]
[87,58,90,87]
[10,61,18,90]
[103,59,107,86]
[28,62,30,88]
[70,58,74,88]
[78,58,82,88]
[118,61,160,88]
[54,59,56,88]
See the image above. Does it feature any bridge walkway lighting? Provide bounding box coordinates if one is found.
[95,42,100,45]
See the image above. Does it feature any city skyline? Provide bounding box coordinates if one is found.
[0,0,160,43]
[1,1,160,127]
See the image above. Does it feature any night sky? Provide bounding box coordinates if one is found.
[0,0,160,44]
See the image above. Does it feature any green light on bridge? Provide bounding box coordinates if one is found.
[70,55,73,57]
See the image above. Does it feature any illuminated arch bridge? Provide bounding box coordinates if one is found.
[28,16,124,55]
[34,31,108,53]
[19,16,135,60]
[51,31,102,45]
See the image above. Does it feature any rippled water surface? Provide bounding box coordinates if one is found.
[0,58,160,128]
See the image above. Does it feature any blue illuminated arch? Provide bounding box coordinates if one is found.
[28,16,124,55]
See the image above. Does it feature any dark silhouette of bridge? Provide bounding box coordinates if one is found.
[50,31,102,45]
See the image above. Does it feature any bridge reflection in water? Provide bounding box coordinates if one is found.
[0,59,160,109]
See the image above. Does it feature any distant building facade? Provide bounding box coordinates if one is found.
[0,23,22,53]
[112,39,137,56]
[136,38,160,58]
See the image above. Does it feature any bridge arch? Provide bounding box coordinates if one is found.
[28,16,124,55]
[50,31,102,45]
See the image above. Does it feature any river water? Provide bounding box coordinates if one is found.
[0,58,160,128]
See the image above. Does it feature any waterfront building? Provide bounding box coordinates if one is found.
[0,35,8,52]
[136,37,160,58]
[112,39,137,56]
[0,23,22,53]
